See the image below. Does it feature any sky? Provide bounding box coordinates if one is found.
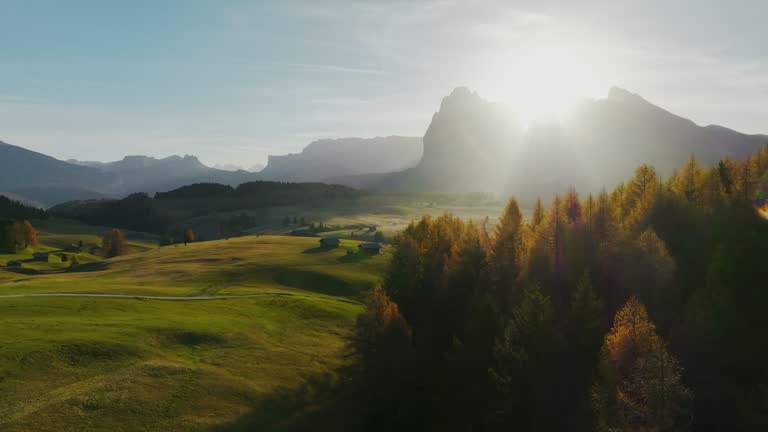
[1,0,767,168]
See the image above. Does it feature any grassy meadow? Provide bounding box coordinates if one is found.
[0,226,389,431]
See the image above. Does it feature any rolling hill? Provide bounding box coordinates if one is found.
[0,234,387,431]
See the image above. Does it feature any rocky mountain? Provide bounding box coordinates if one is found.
[257,136,422,182]
[351,88,522,193]
[352,87,768,203]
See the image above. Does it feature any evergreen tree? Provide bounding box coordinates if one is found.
[491,284,559,429]
[571,271,603,357]
[569,271,604,427]
[717,159,733,195]
[0,220,13,253]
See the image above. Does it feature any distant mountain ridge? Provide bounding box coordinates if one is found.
[0,143,261,206]
[256,136,422,182]
[66,154,258,196]
[0,135,422,207]
[3,86,766,207]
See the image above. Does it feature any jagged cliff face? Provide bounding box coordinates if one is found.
[369,86,767,202]
[400,87,523,193]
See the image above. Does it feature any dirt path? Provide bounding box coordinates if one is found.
[0,293,285,300]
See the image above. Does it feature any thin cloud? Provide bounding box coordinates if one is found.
[285,63,386,75]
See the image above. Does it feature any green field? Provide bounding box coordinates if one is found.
[0,231,389,431]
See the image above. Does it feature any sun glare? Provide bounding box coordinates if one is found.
[480,41,608,125]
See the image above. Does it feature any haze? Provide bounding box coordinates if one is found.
[1,0,766,167]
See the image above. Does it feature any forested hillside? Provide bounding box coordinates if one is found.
[49,181,365,235]
[276,146,768,432]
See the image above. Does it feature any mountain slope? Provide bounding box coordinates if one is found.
[509,87,768,202]
[257,136,422,182]
[0,141,112,206]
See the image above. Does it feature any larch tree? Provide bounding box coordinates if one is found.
[565,186,583,224]
[350,285,415,429]
[492,198,525,297]
[20,220,38,249]
[184,228,196,245]
[102,228,127,258]
[530,197,546,230]
[593,297,692,432]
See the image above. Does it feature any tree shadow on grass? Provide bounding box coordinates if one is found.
[213,372,362,432]
[66,261,111,273]
[337,251,369,264]
[302,246,332,254]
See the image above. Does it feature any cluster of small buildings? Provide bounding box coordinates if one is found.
[318,237,383,255]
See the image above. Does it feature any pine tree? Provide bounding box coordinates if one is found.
[0,220,13,253]
[571,271,603,357]
[490,284,558,429]
[717,159,733,195]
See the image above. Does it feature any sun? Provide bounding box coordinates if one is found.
[479,41,608,125]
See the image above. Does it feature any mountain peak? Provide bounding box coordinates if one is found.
[439,86,484,112]
[607,87,652,106]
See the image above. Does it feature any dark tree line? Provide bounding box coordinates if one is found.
[49,193,170,233]
[0,195,47,220]
[345,147,768,431]
[50,181,364,234]
[154,180,363,207]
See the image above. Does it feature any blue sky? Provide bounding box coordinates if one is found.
[1,0,767,168]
